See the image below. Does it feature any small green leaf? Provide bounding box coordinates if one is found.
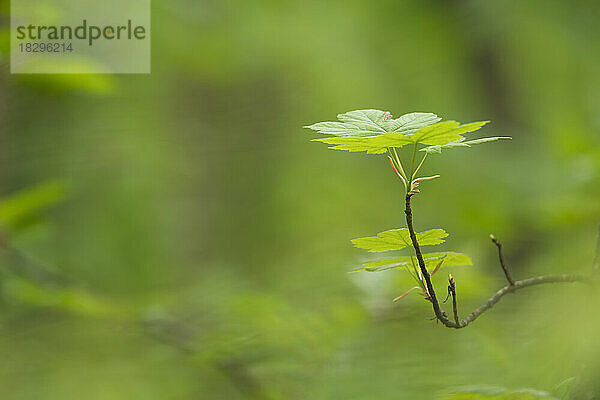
[421,136,511,154]
[412,229,449,246]
[351,228,448,252]
[4,278,124,318]
[313,132,413,154]
[0,180,67,232]
[442,385,558,399]
[352,261,410,273]
[357,252,472,272]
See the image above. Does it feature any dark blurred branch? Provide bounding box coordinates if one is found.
[1,233,192,351]
[217,358,270,400]
[0,236,272,399]
[0,234,72,288]
[404,195,590,329]
[138,316,198,354]
[490,234,514,285]
[593,222,600,274]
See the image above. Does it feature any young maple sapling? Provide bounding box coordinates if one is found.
[306,110,591,329]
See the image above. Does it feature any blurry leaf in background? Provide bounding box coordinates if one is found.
[553,377,576,400]
[0,180,67,233]
[441,385,558,399]
[14,72,116,95]
[3,278,125,318]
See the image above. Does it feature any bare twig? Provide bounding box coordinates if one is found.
[1,238,274,398]
[404,194,590,329]
[490,234,514,285]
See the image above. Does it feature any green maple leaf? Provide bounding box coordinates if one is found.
[305,109,441,138]
[351,228,448,252]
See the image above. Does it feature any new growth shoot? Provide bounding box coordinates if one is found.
[304,109,594,329]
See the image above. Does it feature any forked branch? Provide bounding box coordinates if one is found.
[461,274,588,326]
[404,194,590,329]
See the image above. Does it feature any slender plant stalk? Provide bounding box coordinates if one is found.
[405,193,456,327]
[490,234,514,285]
[392,148,407,180]
[412,153,428,179]
[409,144,418,180]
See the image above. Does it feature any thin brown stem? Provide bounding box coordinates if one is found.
[490,234,514,285]
[404,193,457,328]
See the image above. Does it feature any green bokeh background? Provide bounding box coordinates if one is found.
[0,0,599,399]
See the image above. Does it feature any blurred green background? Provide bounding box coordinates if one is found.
[0,0,599,399]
